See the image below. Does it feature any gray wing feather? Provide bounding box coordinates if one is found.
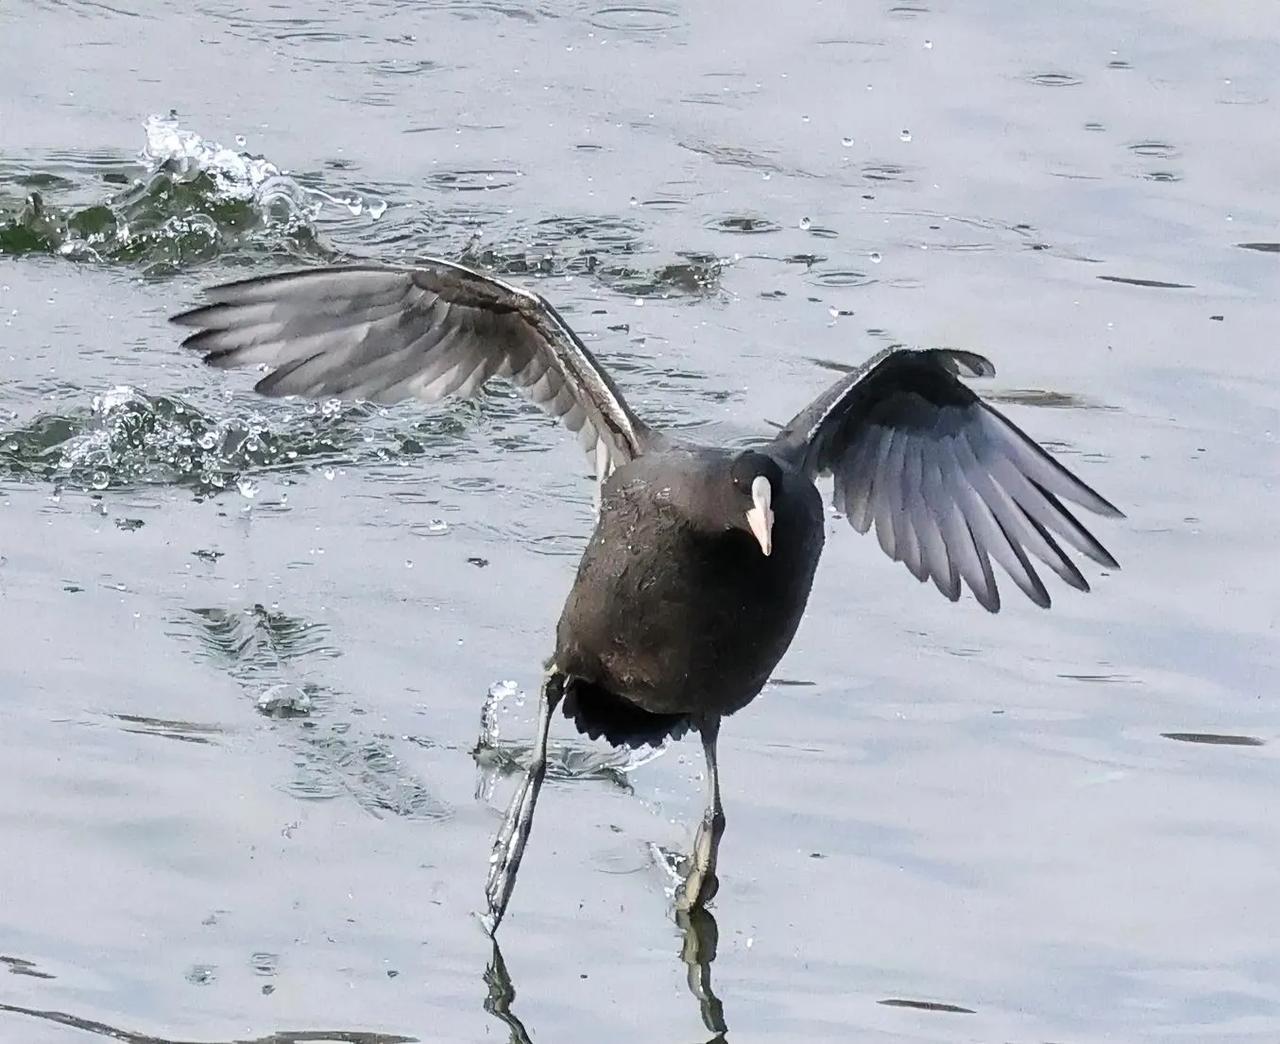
[172,260,647,479]
[846,425,893,533]
[898,437,928,582]
[919,452,960,601]
[774,348,1121,612]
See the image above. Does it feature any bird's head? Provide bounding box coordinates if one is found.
[728,450,782,556]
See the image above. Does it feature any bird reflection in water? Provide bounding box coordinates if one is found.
[484,906,729,1043]
[677,906,729,1040]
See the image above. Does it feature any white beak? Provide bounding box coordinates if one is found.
[745,475,774,556]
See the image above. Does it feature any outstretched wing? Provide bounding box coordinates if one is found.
[775,348,1122,612]
[172,259,648,480]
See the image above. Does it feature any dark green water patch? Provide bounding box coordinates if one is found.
[0,170,328,273]
[879,997,976,1014]
[462,215,725,299]
[0,1000,417,1043]
[0,113,396,273]
[1162,732,1265,747]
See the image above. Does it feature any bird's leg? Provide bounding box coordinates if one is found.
[677,715,725,912]
[484,669,564,933]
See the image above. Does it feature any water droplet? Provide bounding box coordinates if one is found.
[489,679,520,701]
[256,684,312,717]
[801,114,811,123]
[633,297,645,307]
[923,39,933,49]
[186,964,217,986]
[761,171,771,181]
[368,200,387,219]
[799,217,812,231]
[841,136,854,148]
[323,467,336,481]
[427,519,449,535]
[405,559,414,569]
[900,129,912,142]
[198,431,217,450]
[869,251,882,263]
[629,195,638,206]
[90,470,109,490]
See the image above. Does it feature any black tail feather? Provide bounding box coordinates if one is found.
[561,679,690,749]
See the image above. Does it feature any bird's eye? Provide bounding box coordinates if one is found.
[730,451,763,492]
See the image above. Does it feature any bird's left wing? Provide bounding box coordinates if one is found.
[773,348,1123,611]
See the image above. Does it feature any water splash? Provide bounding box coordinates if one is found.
[0,112,387,271]
[141,114,296,205]
[0,385,476,497]
[478,679,524,746]
[474,677,672,805]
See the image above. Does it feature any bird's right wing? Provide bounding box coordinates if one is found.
[172,259,649,482]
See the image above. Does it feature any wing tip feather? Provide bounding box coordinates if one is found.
[971,582,1001,613]
[932,348,996,380]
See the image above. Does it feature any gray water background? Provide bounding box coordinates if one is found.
[1,1,1278,1041]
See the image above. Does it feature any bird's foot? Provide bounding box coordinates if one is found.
[676,867,720,912]
[649,842,721,911]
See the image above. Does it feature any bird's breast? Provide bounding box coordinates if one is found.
[555,488,823,717]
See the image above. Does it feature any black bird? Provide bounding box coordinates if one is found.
[172,258,1122,930]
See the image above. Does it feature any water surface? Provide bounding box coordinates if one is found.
[2,1,1278,1041]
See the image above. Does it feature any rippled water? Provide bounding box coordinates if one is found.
[2,1,1278,1041]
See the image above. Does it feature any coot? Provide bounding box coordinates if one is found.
[172,258,1122,931]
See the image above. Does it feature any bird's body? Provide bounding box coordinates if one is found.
[557,446,825,745]
[172,256,1123,931]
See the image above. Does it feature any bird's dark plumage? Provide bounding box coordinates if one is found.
[553,446,825,746]
[173,257,1122,928]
